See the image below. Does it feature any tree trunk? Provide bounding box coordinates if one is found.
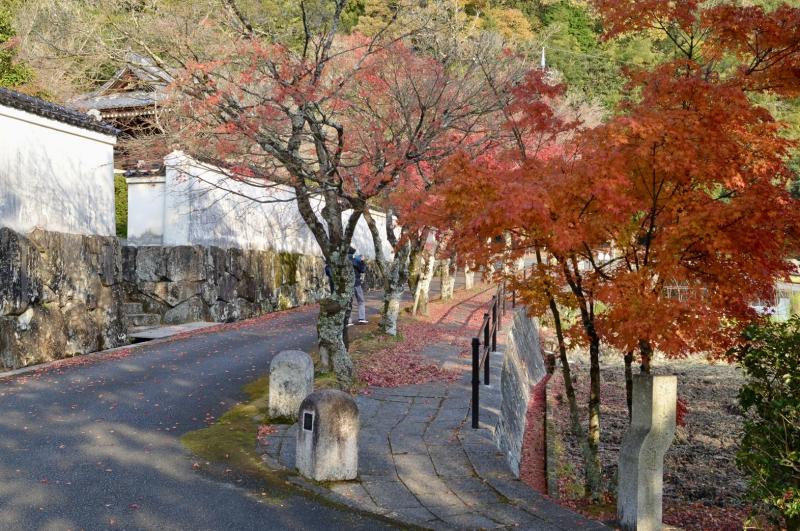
[317,249,355,386]
[639,339,653,374]
[380,242,411,336]
[535,246,592,496]
[361,208,412,337]
[407,239,423,294]
[560,256,602,501]
[549,297,593,482]
[440,258,455,301]
[413,245,438,316]
[624,351,634,421]
[586,332,602,501]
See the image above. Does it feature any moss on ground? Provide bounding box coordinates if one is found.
[177,315,441,527]
[180,375,273,478]
[180,316,410,467]
[181,370,345,471]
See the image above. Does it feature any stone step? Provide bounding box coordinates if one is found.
[122,302,143,315]
[124,313,162,328]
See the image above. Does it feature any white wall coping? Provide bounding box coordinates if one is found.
[126,175,166,185]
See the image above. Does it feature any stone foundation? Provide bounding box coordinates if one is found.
[1,227,382,370]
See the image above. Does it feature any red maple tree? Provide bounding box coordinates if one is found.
[429,0,800,503]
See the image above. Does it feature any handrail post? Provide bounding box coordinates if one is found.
[484,343,491,385]
[492,307,498,353]
[483,312,490,351]
[498,286,503,330]
[471,337,480,429]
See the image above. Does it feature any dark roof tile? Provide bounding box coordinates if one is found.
[0,88,120,136]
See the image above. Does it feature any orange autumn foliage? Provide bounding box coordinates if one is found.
[432,0,800,359]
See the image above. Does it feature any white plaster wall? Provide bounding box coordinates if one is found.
[145,152,393,259]
[126,176,165,244]
[0,105,117,236]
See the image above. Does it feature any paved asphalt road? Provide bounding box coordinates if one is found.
[0,295,397,530]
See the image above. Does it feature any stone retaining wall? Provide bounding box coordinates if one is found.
[1,226,382,369]
[121,246,381,325]
[494,308,547,477]
[121,245,325,324]
[0,227,126,369]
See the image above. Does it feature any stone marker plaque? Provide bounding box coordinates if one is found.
[296,389,359,481]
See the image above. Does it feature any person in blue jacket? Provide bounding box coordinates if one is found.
[351,249,368,324]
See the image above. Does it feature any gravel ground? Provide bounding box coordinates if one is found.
[546,350,753,529]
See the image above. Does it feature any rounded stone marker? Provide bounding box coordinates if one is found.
[268,350,314,419]
[296,389,359,481]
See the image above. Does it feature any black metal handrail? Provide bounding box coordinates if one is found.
[471,281,506,429]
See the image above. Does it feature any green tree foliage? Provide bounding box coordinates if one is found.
[0,2,31,88]
[536,1,660,108]
[114,174,127,239]
[732,317,800,530]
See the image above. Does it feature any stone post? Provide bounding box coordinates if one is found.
[464,265,475,290]
[296,389,359,481]
[268,350,314,419]
[617,374,677,531]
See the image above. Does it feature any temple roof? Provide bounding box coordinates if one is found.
[0,88,119,136]
[70,53,173,114]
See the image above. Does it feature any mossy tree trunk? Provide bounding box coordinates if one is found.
[407,238,424,294]
[380,242,411,335]
[464,264,475,289]
[317,247,355,384]
[294,186,362,389]
[362,208,411,336]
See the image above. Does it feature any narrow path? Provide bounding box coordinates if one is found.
[262,289,608,530]
[0,295,395,530]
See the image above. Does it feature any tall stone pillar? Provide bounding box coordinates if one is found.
[617,374,677,531]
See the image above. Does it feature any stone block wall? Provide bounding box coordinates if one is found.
[0,227,126,369]
[121,245,329,325]
[0,226,384,369]
[494,308,546,477]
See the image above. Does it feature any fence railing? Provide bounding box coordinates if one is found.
[471,281,506,429]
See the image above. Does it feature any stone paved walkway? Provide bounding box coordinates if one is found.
[260,288,608,530]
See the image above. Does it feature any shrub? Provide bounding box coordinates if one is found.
[114,174,127,239]
[732,316,800,530]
